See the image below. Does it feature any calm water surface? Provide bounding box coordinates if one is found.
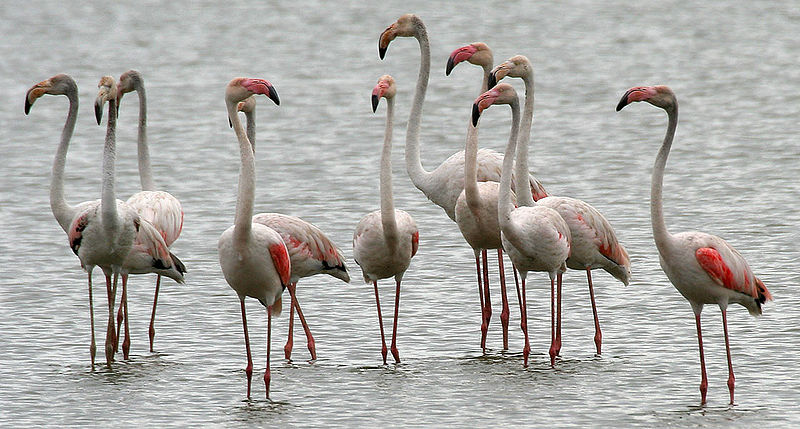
[1,1,799,427]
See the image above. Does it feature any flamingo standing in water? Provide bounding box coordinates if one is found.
[490,55,631,361]
[617,85,772,405]
[473,83,571,367]
[116,69,186,354]
[353,75,419,365]
[379,14,547,352]
[235,96,351,361]
[447,41,516,352]
[218,77,288,399]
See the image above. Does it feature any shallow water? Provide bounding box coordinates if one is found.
[1,0,799,427]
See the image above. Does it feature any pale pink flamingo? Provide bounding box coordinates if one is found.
[116,69,186,354]
[236,96,351,361]
[353,75,419,365]
[380,14,546,351]
[218,77,289,399]
[473,83,571,367]
[491,55,631,361]
[447,41,515,352]
[617,85,772,405]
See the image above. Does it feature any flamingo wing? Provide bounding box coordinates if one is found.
[695,246,770,302]
[127,191,183,246]
[474,148,547,201]
[134,218,174,268]
[268,242,292,288]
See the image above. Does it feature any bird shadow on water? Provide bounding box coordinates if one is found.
[60,352,180,385]
[644,403,762,426]
[225,397,294,422]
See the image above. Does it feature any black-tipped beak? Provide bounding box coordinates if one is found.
[379,46,387,60]
[24,98,32,115]
[616,90,632,112]
[95,101,103,125]
[487,72,498,90]
[445,56,455,76]
[268,85,280,106]
[372,94,380,112]
[472,103,481,127]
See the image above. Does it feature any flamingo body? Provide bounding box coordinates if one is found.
[353,209,419,283]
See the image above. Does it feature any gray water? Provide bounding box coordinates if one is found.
[1,0,799,427]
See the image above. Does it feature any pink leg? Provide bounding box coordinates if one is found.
[289,283,317,360]
[513,267,524,332]
[114,285,124,354]
[87,273,96,367]
[148,275,162,352]
[239,298,253,399]
[497,249,510,350]
[104,273,118,367]
[390,279,402,363]
[284,283,296,360]
[482,249,492,349]
[694,311,708,405]
[721,309,735,404]
[121,275,131,359]
[265,305,272,399]
[549,276,557,366]
[475,253,487,352]
[586,269,602,355]
[373,281,388,364]
[554,272,563,357]
[520,275,530,367]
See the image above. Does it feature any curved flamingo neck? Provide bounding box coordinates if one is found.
[133,80,156,191]
[404,23,433,191]
[498,98,522,226]
[50,85,79,231]
[480,59,493,94]
[652,102,678,250]
[101,96,120,230]
[464,121,480,212]
[227,98,255,244]
[380,97,399,247]
[515,71,535,207]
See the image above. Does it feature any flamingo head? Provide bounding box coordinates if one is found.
[24,74,77,115]
[616,85,675,111]
[116,69,142,108]
[95,76,118,125]
[378,14,420,59]
[488,55,531,89]
[446,42,492,76]
[227,77,280,106]
[472,82,518,126]
[371,75,396,112]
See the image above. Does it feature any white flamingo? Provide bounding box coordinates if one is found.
[236,96,351,361]
[218,77,289,400]
[447,41,516,352]
[380,14,546,352]
[491,55,631,360]
[473,83,571,367]
[617,85,772,405]
[116,69,186,354]
[353,75,419,365]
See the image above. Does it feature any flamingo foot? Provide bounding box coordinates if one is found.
[500,306,510,351]
[89,342,96,368]
[549,344,557,367]
[306,337,317,361]
[727,373,735,405]
[245,361,253,399]
[390,343,400,364]
[148,324,156,353]
[594,331,602,355]
[522,344,530,368]
[284,337,293,361]
[264,368,271,399]
[381,344,388,365]
[700,377,708,405]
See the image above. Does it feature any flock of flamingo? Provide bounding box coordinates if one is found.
[24,13,772,405]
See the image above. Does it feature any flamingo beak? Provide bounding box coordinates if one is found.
[95,98,104,125]
[616,89,635,111]
[372,94,380,113]
[445,55,456,76]
[471,103,481,127]
[267,84,280,106]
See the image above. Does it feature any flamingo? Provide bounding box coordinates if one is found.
[236,96,351,361]
[447,41,516,352]
[490,55,631,361]
[218,77,288,399]
[380,14,546,352]
[472,83,571,367]
[353,75,419,365]
[617,85,772,405]
[116,69,186,354]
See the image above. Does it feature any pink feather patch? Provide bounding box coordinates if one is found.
[269,243,291,287]
[695,247,738,291]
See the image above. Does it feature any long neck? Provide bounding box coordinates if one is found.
[50,88,79,231]
[134,82,156,191]
[380,97,399,247]
[651,104,678,249]
[404,24,433,190]
[498,99,521,226]
[480,61,492,94]
[515,73,535,207]
[245,109,256,151]
[227,100,255,243]
[101,97,120,230]
[464,121,480,211]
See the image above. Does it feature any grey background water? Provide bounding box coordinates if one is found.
[1,0,798,427]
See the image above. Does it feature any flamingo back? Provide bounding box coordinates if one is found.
[695,246,772,314]
[126,190,183,246]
